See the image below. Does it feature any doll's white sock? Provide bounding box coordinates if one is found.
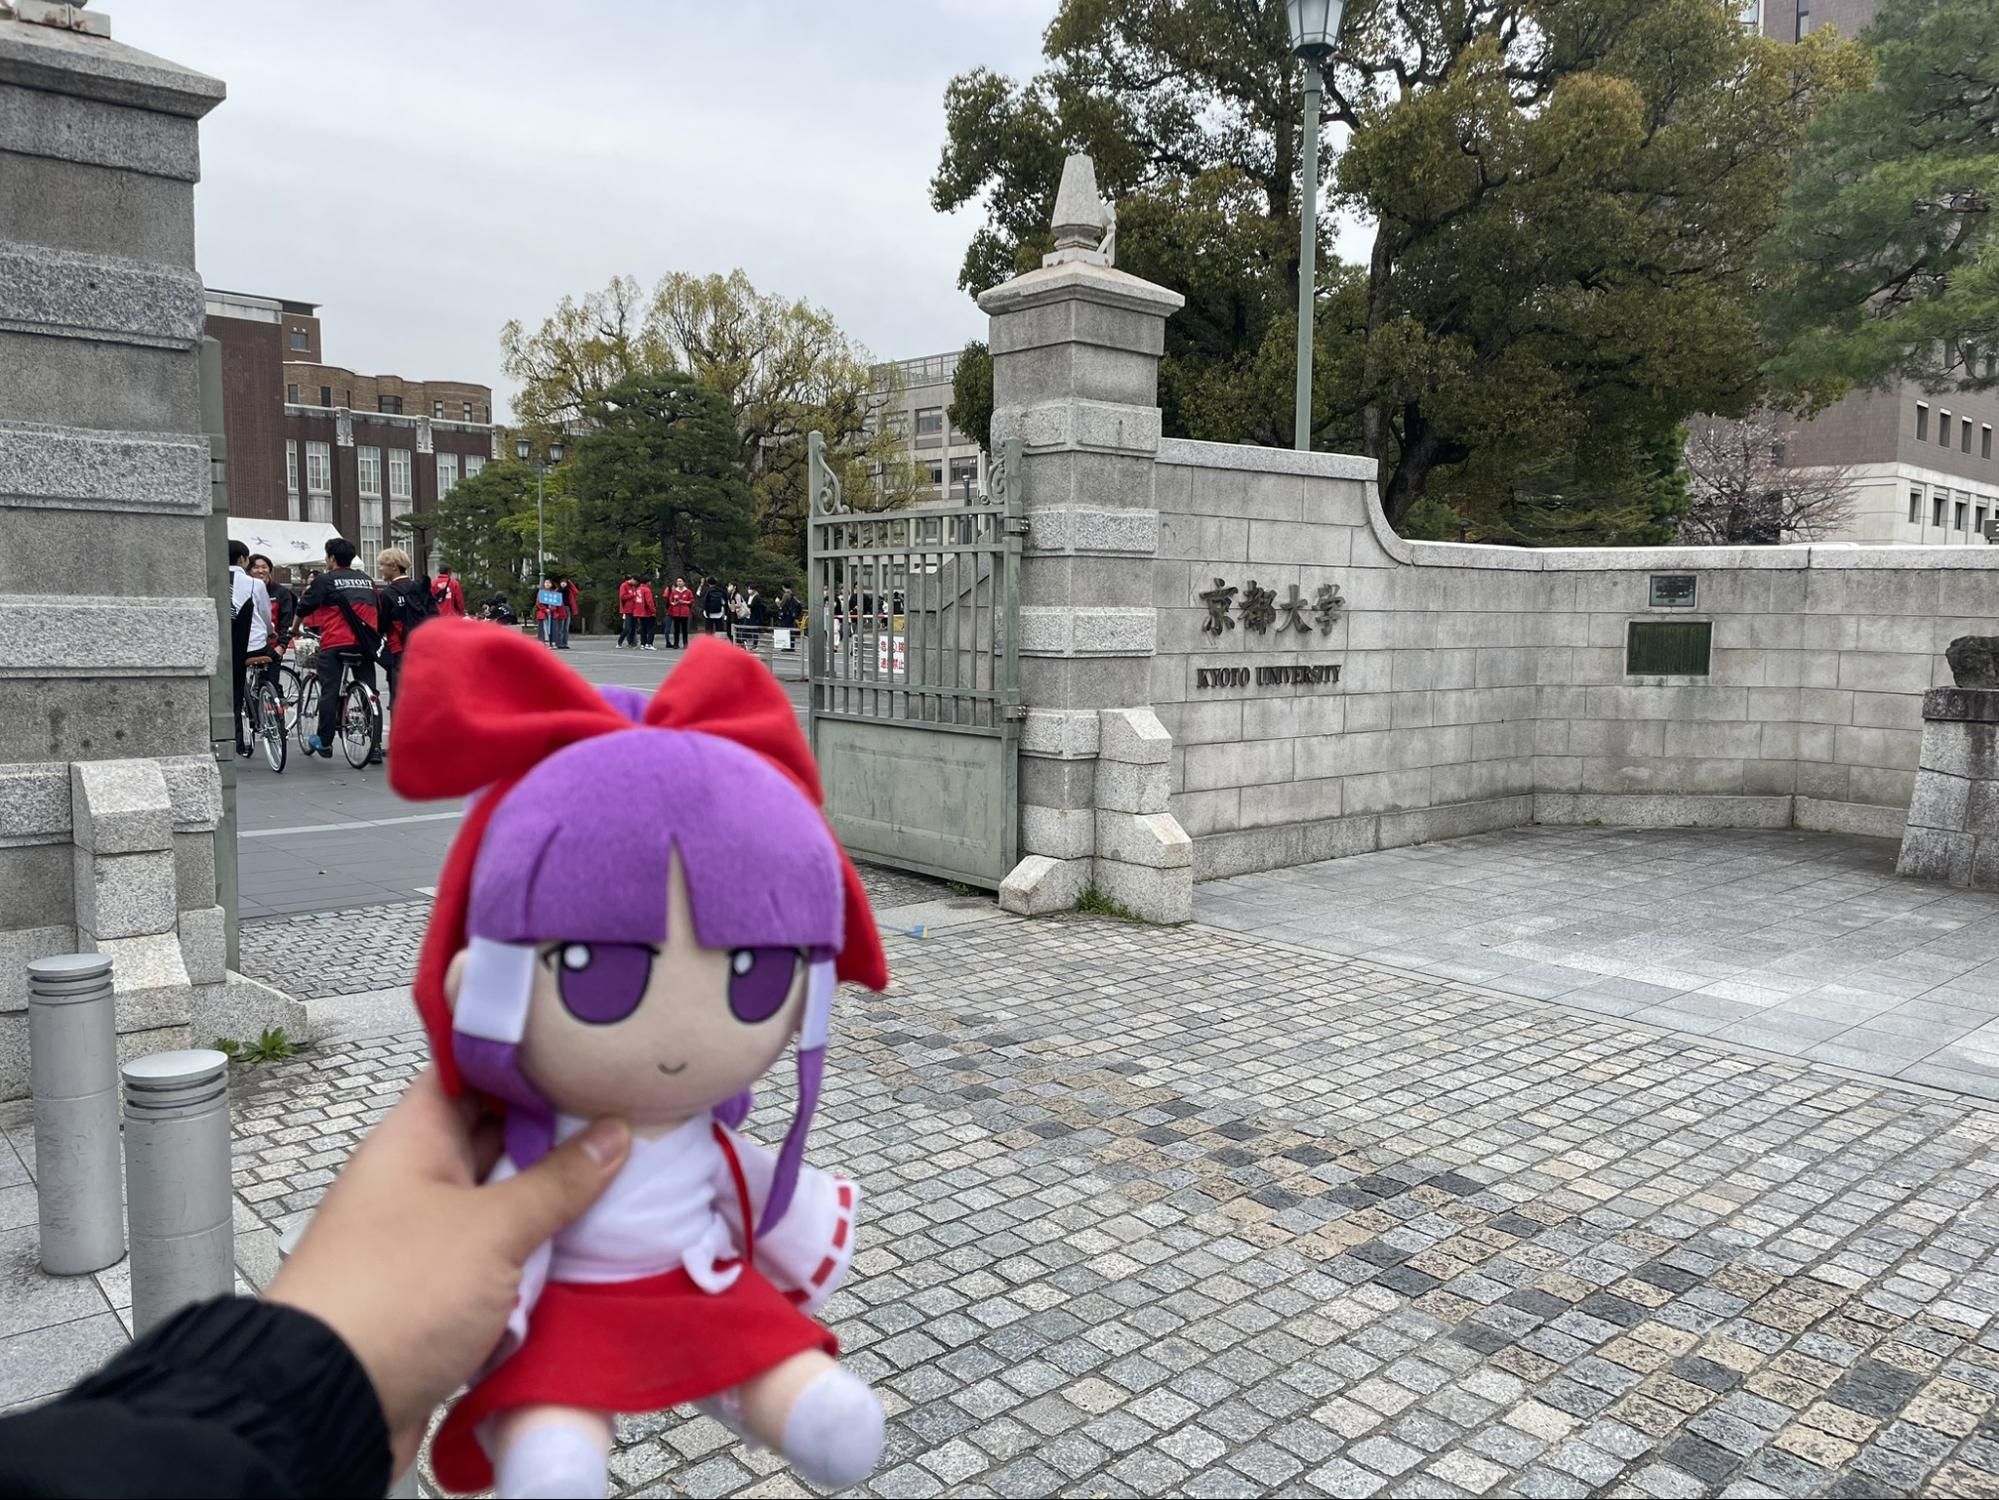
[780,1367,884,1490]
[492,1421,608,1499]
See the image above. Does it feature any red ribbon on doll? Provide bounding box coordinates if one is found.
[389,620,888,1097]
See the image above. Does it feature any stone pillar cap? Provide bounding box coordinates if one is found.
[979,259,1185,318]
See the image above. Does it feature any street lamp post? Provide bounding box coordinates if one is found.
[515,436,565,568]
[1288,0,1346,452]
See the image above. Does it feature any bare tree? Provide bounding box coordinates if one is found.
[1678,412,1856,545]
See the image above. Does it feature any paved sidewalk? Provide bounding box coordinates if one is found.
[10,895,1999,1496]
[1199,825,1999,1102]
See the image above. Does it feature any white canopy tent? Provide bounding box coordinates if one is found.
[226,517,342,568]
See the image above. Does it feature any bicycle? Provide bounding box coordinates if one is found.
[241,658,286,773]
[297,650,383,769]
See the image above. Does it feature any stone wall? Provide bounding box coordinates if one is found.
[1151,439,1999,880]
[0,12,300,1096]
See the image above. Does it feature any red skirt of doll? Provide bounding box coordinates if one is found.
[431,1262,838,1494]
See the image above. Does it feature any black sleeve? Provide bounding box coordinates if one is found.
[0,1297,390,1500]
[296,573,331,615]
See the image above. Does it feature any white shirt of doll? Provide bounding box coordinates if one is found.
[489,1111,742,1293]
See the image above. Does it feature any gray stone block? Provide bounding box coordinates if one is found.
[1091,858,1192,925]
[1019,709,1100,759]
[994,397,1163,457]
[1094,810,1191,869]
[0,151,196,265]
[1906,769,1972,832]
[0,509,206,596]
[0,331,200,431]
[0,81,200,180]
[1920,720,1999,780]
[0,420,208,513]
[160,755,222,830]
[0,763,69,840]
[82,930,190,1004]
[1534,792,1792,830]
[1097,707,1172,765]
[1021,755,1098,812]
[1025,507,1159,556]
[998,853,1092,916]
[0,596,215,676]
[177,905,225,986]
[0,842,75,927]
[190,974,308,1049]
[1096,759,1171,815]
[1022,805,1094,861]
[1018,605,1154,658]
[1793,796,1906,840]
[172,830,215,909]
[0,240,203,349]
[0,923,76,1008]
[0,21,226,121]
[1898,826,1976,885]
[74,849,177,940]
[70,757,172,853]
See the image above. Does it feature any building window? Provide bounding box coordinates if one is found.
[1979,507,1989,538]
[948,455,979,492]
[286,383,299,404]
[437,453,460,500]
[320,386,331,407]
[1911,487,1924,524]
[920,460,944,488]
[358,445,381,499]
[285,440,299,521]
[885,409,909,439]
[304,440,332,524]
[914,407,944,438]
[1627,620,1712,677]
[342,389,351,408]
[388,448,412,512]
[1965,419,1976,454]
[1942,410,1953,447]
[1735,0,1760,27]
[464,454,485,479]
[1957,501,1968,532]
[360,498,383,559]
[379,395,402,415]
[1795,0,1809,35]
[1985,425,1994,460]
[290,327,308,351]
[462,401,473,421]
[1917,403,1930,441]
[1935,495,1948,527]
[433,400,444,419]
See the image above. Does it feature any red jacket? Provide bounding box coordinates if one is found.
[561,582,579,619]
[433,575,467,618]
[298,567,380,651]
[618,581,638,615]
[633,584,656,618]
[667,586,694,619]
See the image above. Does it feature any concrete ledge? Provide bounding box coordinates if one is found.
[1381,795,1535,851]
[1026,507,1159,556]
[994,399,1162,456]
[978,260,1185,320]
[999,853,1092,915]
[1019,709,1100,760]
[0,23,226,121]
[1795,796,1907,841]
[1157,437,1378,483]
[1533,792,1794,829]
[1019,605,1155,658]
[0,420,208,512]
[191,972,309,1049]
[0,240,204,349]
[0,595,216,676]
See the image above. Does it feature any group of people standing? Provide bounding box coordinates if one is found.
[613,575,679,651]
[532,575,582,649]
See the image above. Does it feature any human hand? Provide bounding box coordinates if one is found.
[266,1066,629,1472]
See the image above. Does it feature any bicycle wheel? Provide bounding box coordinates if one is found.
[255,683,287,772]
[276,665,303,732]
[339,682,376,768]
[297,676,320,752]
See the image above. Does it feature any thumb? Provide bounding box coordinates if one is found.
[481,1117,630,1263]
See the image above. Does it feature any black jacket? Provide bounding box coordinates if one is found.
[0,1297,388,1499]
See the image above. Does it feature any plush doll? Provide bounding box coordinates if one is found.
[388,622,891,1499]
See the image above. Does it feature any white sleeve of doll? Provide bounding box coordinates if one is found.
[712,1127,858,1317]
[481,1152,552,1367]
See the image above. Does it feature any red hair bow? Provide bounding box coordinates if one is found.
[390,621,888,1095]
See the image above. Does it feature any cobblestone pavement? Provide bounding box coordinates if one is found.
[238,866,952,1002]
[209,906,1999,1498]
[1200,825,1999,1101]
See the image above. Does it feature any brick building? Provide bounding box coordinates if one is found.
[202,289,497,570]
[1749,0,1999,544]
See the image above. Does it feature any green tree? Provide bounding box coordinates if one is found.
[426,460,551,613]
[569,370,756,593]
[503,270,912,572]
[948,340,994,452]
[1762,0,1999,401]
[933,0,1866,535]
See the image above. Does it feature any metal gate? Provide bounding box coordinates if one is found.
[805,432,1022,888]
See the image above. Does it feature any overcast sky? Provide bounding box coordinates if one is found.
[119,2,1366,422]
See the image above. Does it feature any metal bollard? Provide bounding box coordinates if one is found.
[28,954,126,1275]
[122,1048,233,1334]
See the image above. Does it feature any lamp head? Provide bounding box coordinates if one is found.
[515,437,530,462]
[1286,0,1345,60]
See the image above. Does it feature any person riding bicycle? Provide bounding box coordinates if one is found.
[227,539,274,758]
[374,546,434,707]
[296,538,383,763]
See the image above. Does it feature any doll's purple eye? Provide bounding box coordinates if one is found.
[550,942,654,1025]
[727,947,800,1024]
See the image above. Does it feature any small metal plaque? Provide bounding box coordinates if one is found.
[1650,574,1697,608]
